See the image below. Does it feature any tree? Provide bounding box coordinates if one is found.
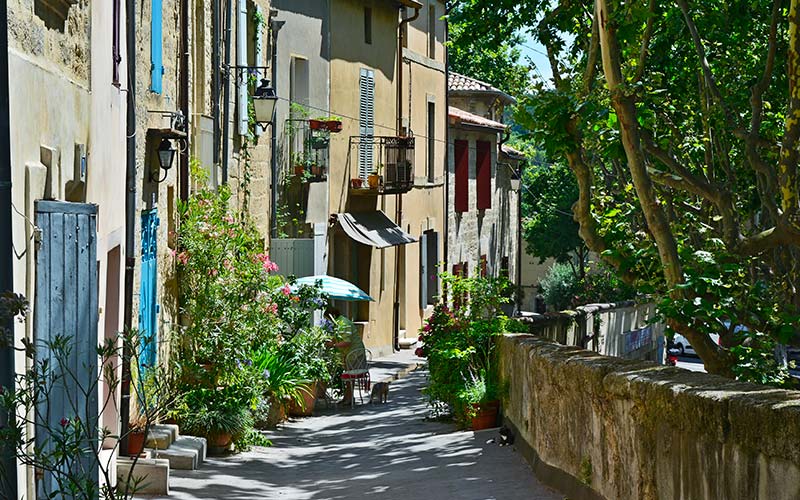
[521,161,586,274]
[514,0,800,382]
[446,1,531,99]
[450,0,800,383]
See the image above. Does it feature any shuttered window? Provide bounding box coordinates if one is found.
[420,231,439,307]
[480,254,488,277]
[150,0,164,93]
[476,140,491,210]
[454,139,468,212]
[358,68,375,180]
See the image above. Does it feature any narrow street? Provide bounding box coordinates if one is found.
[146,370,561,500]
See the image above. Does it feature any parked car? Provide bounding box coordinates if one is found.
[672,322,747,355]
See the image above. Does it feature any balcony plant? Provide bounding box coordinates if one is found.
[351,178,364,189]
[367,164,383,189]
[309,115,343,133]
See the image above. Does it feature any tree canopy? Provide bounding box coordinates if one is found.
[452,0,800,384]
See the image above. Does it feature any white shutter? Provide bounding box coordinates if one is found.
[359,68,375,180]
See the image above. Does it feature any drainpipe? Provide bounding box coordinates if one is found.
[269,15,284,239]
[120,0,138,455]
[498,131,520,313]
[0,0,17,494]
[443,4,449,300]
[179,0,190,201]
[212,0,221,179]
[221,0,233,184]
[393,5,420,352]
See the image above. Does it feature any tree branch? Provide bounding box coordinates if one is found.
[633,0,656,84]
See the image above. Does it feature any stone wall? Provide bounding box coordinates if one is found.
[498,334,800,500]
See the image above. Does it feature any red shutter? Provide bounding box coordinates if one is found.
[454,140,469,212]
[476,140,491,210]
[480,255,487,277]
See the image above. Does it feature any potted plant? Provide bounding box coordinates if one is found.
[178,387,254,455]
[127,414,148,457]
[291,152,307,176]
[284,329,334,417]
[458,371,501,430]
[252,346,309,424]
[309,115,343,133]
[368,164,383,189]
[351,178,363,189]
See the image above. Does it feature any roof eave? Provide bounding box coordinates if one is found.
[396,0,423,8]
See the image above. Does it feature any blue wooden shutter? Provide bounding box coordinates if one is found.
[34,201,99,500]
[150,0,164,93]
[358,68,375,179]
[139,210,159,374]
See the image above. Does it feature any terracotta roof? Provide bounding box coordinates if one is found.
[448,72,516,104]
[448,106,506,132]
[501,144,525,160]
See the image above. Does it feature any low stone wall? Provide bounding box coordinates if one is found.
[498,334,800,500]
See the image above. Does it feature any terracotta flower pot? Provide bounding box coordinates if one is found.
[288,382,317,417]
[470,400,499,431]
[308,119,325,130]
[326,120,342,132]
[207,432,232,455]
[294,165,305,176]
[367,174,381,189]
[127,431,146,457]
[350,178,363,189]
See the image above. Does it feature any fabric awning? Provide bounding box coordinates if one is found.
[338,211,417,248]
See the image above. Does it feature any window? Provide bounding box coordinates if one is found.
[358,68,375,179]
[427,101,435,183]
[428,5,436,59]
[364,7,372,45]
[151,0,164,93]
[34,0,78,31]
[476,140,491,210]
[454,140,469,212]
[480,255,488,277]
[290,57,310,107]
[113,0,121,85]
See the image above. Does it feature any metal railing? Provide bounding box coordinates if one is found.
[349,135,415,194]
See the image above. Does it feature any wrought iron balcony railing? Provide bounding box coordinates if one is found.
[349,136,415,195]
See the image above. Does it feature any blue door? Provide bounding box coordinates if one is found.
[139,209,159,374]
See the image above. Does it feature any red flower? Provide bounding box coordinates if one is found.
[414,347,425,358]
[60,417,69,427]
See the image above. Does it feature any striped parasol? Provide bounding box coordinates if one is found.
[291,275,374,302]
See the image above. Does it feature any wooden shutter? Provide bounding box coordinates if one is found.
[426,231,439,304]
[150,0,164,93]
[358,68,375,180]
[34,201,99,499]
[476,140,491,210]
[112,0,121,85]
[454,140,468,212]
[480,254,488,277]
[419,233,428,308]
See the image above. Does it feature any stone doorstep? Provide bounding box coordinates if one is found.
[153,435,207,470]
[145,424,178,449]
[117,457,170,496]
[398,337,418,349]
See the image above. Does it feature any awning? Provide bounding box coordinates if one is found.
[338,211,417,248]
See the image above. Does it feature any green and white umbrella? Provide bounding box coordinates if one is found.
[291,275,374,302]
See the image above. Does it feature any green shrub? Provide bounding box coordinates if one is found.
[539,263,579,311]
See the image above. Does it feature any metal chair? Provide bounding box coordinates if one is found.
[340,347,371,407]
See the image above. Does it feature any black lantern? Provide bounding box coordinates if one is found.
[252,78,278,130]
[150,138,176,182]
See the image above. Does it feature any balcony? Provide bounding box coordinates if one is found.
[287,119,330,182]
[349,136,415,195]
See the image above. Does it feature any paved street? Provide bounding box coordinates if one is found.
[145,369,562,500]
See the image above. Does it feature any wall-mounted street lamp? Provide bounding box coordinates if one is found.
[252,78,277,131]
[151,138,176,182]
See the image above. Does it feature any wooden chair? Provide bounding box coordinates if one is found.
[341,347,371,407]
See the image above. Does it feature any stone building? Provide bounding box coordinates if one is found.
[5,0,128,496]
[447,73,522,298]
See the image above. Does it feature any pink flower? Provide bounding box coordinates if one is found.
[255,253,279,273]
[177,251,190,265]
[208,268,218,276]
[60,417,69,427]
[281,284,291,296]
[263,303,278,315]
[223,215,235,224]
[223,259,233,271]
[414,347,425,358]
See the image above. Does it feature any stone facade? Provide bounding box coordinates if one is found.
[499,334,800,500]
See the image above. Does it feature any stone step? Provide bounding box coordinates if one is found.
[145,424,178,450]
[398,337,417,349]
[117,457,170,496]
[154,435,207,470]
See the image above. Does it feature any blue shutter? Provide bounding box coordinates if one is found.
[358,68,375,179]
[150,0,164,93]
[139,210,159,374]
[34,201,99,500]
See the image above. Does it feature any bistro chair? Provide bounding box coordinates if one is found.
[341,347,371,407]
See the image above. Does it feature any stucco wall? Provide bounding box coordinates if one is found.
[498,334,800,500]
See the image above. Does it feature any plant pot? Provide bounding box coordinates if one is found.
[367,174,381,189]
[294,165,305,176]
[127,431,146,457]
[470,400,499,431]
[207,432,232,455]
[310,165,325,177]
[308,119,324,130]
[350,178,363,189]
[288,382,317,417]
[326,120,342,132]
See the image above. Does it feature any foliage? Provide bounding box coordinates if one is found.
[177,387,254,440]
[250,346,308,407]
[418,274,516,426]
[521,162,585,265]
[457,0,800,381]
[0,295,166,499]
[539,263,579,311]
